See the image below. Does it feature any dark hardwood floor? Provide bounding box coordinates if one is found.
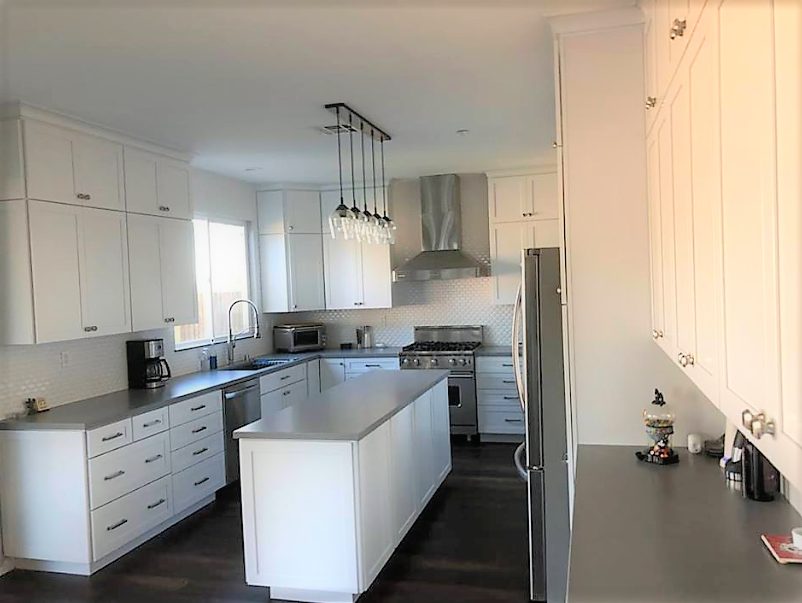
[0,442,529,603]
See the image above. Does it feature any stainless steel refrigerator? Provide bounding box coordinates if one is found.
[512,248,571,602]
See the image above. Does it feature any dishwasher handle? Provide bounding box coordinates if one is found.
[224,384,260,400]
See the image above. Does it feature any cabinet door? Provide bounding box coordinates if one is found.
[23,121,75,204]
[430,380,451,484]
[528,173,558,220]
[306,359,321,396]
[159,218,198,326]
[72,134,124,211]
[361,243,392,308]
[646,132,665,345]
[643,0,659,130]
[124,147,159,215]
[320,358,345,391]
[127,214,165,331]
[655,109,678,358]
[413,391,435,508]
[524,220,560,249]
[668,0,691,73]
[489,176,527,222]
[323,237,362,309]
[320,190,343,234]
[389,403,417,540]
[156,159,192,220]
[288,234,325,311]
[28,201,84,343]
[490,222,526,305]
[77,208,131,337]
[285,190,322,234]
[718,0,781,425]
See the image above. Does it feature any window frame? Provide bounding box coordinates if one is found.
[173,216,260,352]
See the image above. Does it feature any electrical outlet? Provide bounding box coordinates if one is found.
[60,351,70,368]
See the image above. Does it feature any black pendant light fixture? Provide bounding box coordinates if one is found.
[360,122,373,232]
[371,131,384,240]
[348,114,362,233]
[328,106,351,236]
[380,136,396,243]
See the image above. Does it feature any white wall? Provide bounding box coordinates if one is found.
[558,23,723,445]
[278,174,516,347]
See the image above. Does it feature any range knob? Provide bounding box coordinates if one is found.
[459,358,467,366]
[431,357,439,367]
[413,357,421,367]
[449,358,457,366]
[401,357,409,365]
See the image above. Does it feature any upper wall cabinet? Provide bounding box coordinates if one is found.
[488,173,558,223]
[0,120,25,200]
[257,189,322,235]
[323,237,392,310]
[260,233,326,313]
[124,147,193,220]
[23,120,125,211]
[128,214,198,331]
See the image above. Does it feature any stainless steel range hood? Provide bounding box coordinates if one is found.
[392,174,488,282]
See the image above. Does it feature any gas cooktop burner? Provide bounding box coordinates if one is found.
[401,341,482,353]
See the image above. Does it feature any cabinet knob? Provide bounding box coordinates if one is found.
[158,205,170,212]
[678,352,688,367]
[652,329,659,339]
[685,353,695,366]
[751,413,776,439]
[552,141,561,149]
[288,225,294,231]
[645,96,657,110]
[670,18,687,40]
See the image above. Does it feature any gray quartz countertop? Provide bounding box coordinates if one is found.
[569,446,802,602]
[234,370,448,441]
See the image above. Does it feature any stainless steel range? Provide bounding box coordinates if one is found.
[399,325,482,436]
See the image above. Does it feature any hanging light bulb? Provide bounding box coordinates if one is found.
[328,107,350,239]
[379,137,396,244]
[347,114,362,240]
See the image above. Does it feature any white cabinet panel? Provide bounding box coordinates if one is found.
[320,358,346,391]
[647,134,665,344]
[23,120,74,204]
[86,418,133,458]
[289,234,325,311]
[323,237,362,309]
[124,148,192,219]
[127,214,164,331]
[158,217,198,325]
[529,173,559,220]
[656,110,678,358]
[489,176,529,222]
[0,200,36,344]
[156,159,192,220]
[169,390,221,428]
[171,452,224,514]
[123,147,159,216]
[413,392,435,507]
[389,403,417,540]
[28,201,84,343]
[259,363,306,394]
[360,243,392,308]
[430,380,451,483]
[78,208,131,337]
[306,359,321,396]
[72,134,124,211]
[286,190,322,234]
[0,120,24,200]
[261,379,307,417]
[490,221,526,306]
[132,407,170,441]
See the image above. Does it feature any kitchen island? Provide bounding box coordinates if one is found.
[234,369,451,603]
[569,446,802,602]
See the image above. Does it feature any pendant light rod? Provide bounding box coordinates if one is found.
[336,107,344,203]
[380,138,388,216]
[361,122,368,211]
[324,102,391,142]
[348,114,357,208]
[371,130,378,213]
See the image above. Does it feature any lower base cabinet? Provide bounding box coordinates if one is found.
[239,379,451,601]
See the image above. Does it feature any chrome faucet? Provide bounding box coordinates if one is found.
[227,299,260,365]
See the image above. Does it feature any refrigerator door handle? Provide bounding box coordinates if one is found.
[514,441,528,481]
[511,284,526,413]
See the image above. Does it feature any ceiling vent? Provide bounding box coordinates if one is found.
[320,123,359,136]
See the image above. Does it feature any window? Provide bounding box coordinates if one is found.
[174,218,257,350]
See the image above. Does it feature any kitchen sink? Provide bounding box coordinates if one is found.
[221,358,292,371]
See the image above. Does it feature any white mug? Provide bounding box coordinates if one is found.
[793,527,802,549]
[687,433,703,454]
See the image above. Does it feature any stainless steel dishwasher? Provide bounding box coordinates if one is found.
[222,378,261,484]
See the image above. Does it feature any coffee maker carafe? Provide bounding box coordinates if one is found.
[127,339,172,389]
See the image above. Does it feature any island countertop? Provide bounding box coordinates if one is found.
[234,369,449,441]
[569,446,802,602]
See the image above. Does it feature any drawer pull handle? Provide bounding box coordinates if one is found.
[504,418,523,423]
[142,419,162,428]
[106,518,128,531]
[104,470,125,481]
[503,396,518,400]
[365,364,382,368]
[101,432,124,442]
[501,363,513,367]
[194,476,210,487]
[145,454,163,464]
[192,447,209,456]
[147,498,166,510]
[502,380,515,384]
[190,404,206,412]
[280,375,291,380]
[191,426,207,434]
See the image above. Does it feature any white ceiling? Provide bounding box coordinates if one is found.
[1,0,633,184]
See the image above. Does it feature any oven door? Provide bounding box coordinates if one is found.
[447,372,477,432]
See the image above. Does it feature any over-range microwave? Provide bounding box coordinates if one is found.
[273,323,327,353]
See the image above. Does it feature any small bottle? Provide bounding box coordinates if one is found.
[209,353,218,370]
[200,347,210,371]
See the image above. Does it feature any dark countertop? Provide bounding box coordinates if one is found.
[234,370,448,441]
[569,446,802,603]
[0,348,402,432]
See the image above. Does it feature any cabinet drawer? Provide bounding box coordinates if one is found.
[476,356,520,374]
[87,418,133,458]
[169,391,221,428]
[345,358,399,373]
[477,390,522,411]
[170,411,223,451]
[478,408,526,435]
[477,374,518,391]
[132,406,169,441]
[261,379,307,417]
[88,431,171,510]
[259,364,306,393]
[90,475,173,562]
[171,431,225,474]
[172,452,225,514]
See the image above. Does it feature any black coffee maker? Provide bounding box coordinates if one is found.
[127,339,172,389]
[726,431,780,501]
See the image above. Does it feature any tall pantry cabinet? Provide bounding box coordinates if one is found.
[642,0,802,490]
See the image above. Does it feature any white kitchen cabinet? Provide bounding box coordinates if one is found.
[0,119,25,200]
[28,200,131,343]
[259,233,325,313]
[23,120,124,211]
[128,214,198,331]
[261,379,307,417]
[488,173,559,223]
[257,189,322,235]
[389,403,417,540]
[306,359,321,396]
[413,391,436,507]
[320,358,346,391]
[323,237,392,310]
[124,147,192,220]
